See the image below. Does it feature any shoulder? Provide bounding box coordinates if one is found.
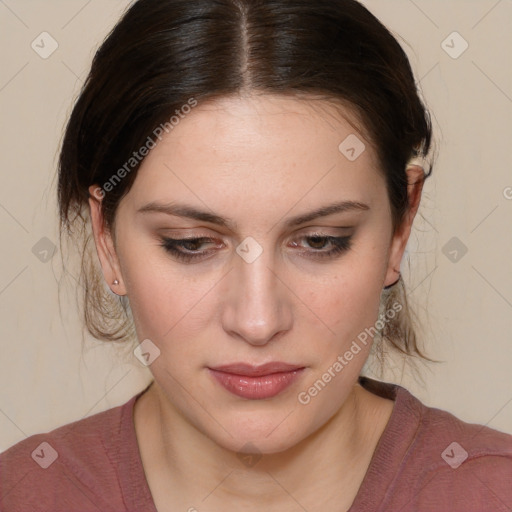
[388,384,512,511]
[415,390,512,467]
[0,394,137,512]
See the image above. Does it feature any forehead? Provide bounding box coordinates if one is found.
[162,94,375,163]
[123,94,385,217]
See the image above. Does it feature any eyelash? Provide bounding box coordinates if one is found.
[160,233,352,263]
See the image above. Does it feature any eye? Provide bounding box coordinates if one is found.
[159,233,353,263]
[160,237,219,262]
[291,233,352,260]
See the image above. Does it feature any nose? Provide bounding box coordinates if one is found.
[221,249,293,347]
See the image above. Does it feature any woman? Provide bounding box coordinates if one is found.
[1,0,511,510]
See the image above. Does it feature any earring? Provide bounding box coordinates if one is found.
[383,268,401,290]
[113,279,119,285]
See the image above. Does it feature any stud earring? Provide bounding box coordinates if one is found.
[113,279,119,285]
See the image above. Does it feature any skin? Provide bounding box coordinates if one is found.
[88,94,424,511]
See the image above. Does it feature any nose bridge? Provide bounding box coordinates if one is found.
[241,250,277,305]
[223,240,291,345]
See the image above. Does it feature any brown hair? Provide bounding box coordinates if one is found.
[58,0,436,366]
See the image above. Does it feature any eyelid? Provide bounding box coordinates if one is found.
[156,227,354,248]
[157,225,353,237]
[159,232,354,264]
[297,226,353,234]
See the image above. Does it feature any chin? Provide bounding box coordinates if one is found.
[207,412,310,457]
[220,431,302,458]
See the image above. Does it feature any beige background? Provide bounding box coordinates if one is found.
[1,0,511,452]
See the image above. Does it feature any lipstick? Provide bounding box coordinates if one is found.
[208,362,305,400]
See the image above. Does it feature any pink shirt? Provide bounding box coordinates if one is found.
[1,377,511,511]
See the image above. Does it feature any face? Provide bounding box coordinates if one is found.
[90,95,419,454]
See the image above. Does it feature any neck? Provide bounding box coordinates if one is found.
[134,379,394,511]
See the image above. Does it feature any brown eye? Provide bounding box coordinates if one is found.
[160,234,352,264]
[292,234,353,260]
[160,237,218,262]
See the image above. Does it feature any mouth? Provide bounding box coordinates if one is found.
[207,362,306,400]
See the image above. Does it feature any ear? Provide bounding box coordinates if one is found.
[88,185,127,296]
[383,165,425,288]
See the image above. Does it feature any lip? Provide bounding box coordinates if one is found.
[207,362,305,400]
[210,362,303,377]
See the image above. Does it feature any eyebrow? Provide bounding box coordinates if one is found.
[137,199,370,230]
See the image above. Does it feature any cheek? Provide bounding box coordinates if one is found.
[119,244,218,346]
[116,242,180,339]
[310,249,388,338]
